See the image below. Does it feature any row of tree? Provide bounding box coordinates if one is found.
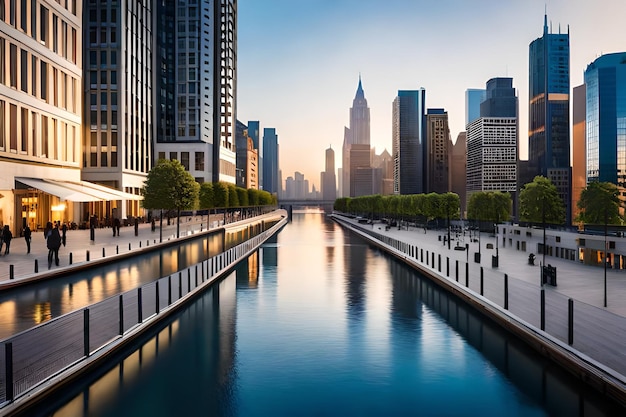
[141,159,277,236]
[335,175,623,227]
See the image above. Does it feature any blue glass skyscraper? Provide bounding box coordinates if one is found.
[262,128,279,195]
[528,14,571,224]
[584,52,626,202]
[392,89,426,195]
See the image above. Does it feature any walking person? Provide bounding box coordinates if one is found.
[2,225,12,254]
[23,224,32,254]
[0,225,4,255]
[47,222,62,269]
[61,222,68,247]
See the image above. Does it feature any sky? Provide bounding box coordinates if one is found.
[236,0,626,191]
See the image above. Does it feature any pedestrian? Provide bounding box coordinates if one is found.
[2,225,11,254]
[23,224,32,254]
[114,218,121,237]
[47,222,62,269]
[61,222,68,247]
[0,225,4,255]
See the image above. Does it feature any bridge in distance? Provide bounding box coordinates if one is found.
[279,199,335,207]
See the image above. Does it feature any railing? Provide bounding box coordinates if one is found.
[0,216,287,407]
[332,215,626,383]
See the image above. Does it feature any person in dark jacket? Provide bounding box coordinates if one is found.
[2,225,12,255]
[61,222,68,246]
[47,223,62,268]
[23,225,32,254]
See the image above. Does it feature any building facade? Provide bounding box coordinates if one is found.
[392,89,426,195]
[465,88,486,126]
[425,108,450,194]
[1,0,84,232]
[572,84,586,223]
[154,0,237,185]
[584,52,626,208]
[262,127,279,195]
[528,14,571,224]
[322,146,337,201]
[450,132,467,215]
[341,76,370,197]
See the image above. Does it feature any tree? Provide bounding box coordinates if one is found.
[467,191,512,225]
[199,182,214,209]
[334,197,350,213]
[248,188,260,206]
[519,176,565,224]
[213,182,229,208]
[440,193,461,248]
[228,184,240,207]
[237,187,249,207]
[141,159,199,238]
[577,182,621,225]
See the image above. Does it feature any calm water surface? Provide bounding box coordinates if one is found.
[42,211,621,416]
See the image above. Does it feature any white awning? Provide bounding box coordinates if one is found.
[15,177,143,202]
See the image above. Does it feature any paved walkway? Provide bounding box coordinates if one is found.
[0,212,265,284]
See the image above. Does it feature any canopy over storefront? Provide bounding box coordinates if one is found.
[15,177,143,202]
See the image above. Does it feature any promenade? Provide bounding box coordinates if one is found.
[332,214,626,405]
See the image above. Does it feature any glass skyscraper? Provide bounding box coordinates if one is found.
[262,128,279,195]
[392,89,426,195]
[528,14,571,224]
[584,52,626,205]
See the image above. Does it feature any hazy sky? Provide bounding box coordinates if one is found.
[237,0,625,190]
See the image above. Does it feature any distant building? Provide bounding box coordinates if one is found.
[349,144,372,196]
[371,149,394,195]
[248,121,262,188]
[584,52,626,209]
[465,89,486,126]
[572,84,586,222]
[466,78,518,218]
[528,14,571,224]
[393,89,426,195]
[450,132,467,215]
[262,128,279,195]
[342,76,371,196]
[425,109,450,194]
[322,146,337,201]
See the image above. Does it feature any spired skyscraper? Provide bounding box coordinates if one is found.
[341,76,371,197]
[528,14,571,224]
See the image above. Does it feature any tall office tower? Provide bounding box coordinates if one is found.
[466,78,518,211]
[322,146,337,200]
[247,120,261,188]
[450,133,467,215]
[341,76,371,196]
[425,109,450,194]
[350,144,373,197]
[571,84,586,222]
[584,53,626,207]
[83,0,154,220]
[529,14,571,224]
[235,120,257,189]
[294,171,305,199]
[155,0,237,184]
[392,89,426,195]
[1,0,83,232]
[284,176,294,199]
[262,127,279,195]
[465,89,486,126]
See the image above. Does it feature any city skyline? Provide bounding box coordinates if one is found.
[237,0,625,190]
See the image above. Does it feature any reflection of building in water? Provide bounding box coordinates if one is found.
[343,232,367,320]
[236,250,259,289]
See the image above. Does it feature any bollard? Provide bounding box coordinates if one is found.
[116,245,119,254]
[195,265,198,287]
[504,274,509,310]
[70,252,73,265]
[129,243,132,251]
[102,248,105,258]
[168,276,172,305]
[34,259,38,273]
[187,269,191,292]
[156,281,160,314]
[480,267,484,296]
[465,263,469,287]
[568,298,574,345]
[137,288,143,323]
[446,257,449,277]
[139,241,142,248]
[83,309,90,357]
[455,260,458,282]
[119,295,124,335]
[86,250,90,261]
[438,254,441,272]
[147,240,149,247]
[431,252,435,269]
[179,272,182,298]
[540,288,546,330]
[9,265,14,280]
[5,342,13,401]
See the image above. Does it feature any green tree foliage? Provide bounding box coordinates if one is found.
[467,191,512,223]
[248,188,260,206]
[141,159,199,237]
[576,182,621,225]
[199,182,214,209]
[213,182,229,208]
[258,190,276,206]
[228,184,240,207]
[440,192,461,220]
[519,176,565,224]
[237,187,249,207]
[334,197,350,213]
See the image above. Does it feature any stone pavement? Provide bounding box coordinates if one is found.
[0,213,236,284]
[365,219,626,318]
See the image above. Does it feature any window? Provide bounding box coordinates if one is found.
[41,115,47,156]
[40,61,47,100]
[90,110,96,126]
[170,152,177,161]
[90,131,97,146]
[101,132,107,146]
[90,152,97,166]
[0,39,5,84]
[9,104,17,151]
[181,152,189,170]
[101,152,108,167]
[111,131,117,146]
[31,112,36,156]
[20,0,27,31]
[110,51,117,65]
[9,43,17,88]
[89,71,96,85]
[158,152,165,160]
[111,92,117,106]
[52,14,58,52]
[111,151,117,167]
[100,50,107,66]
[40,6,48,44]
[21,107,28,151]
[110,71,117,84]
[195,151,204,171]
[20,49,28,92]
[100,71,107,84]
[101,92,107,106]
[0,100,4,149]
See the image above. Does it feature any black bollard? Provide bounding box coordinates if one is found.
[568,298,574,345]
[129,243,131,251]
[116,245,119,254]
[86,250,90,261]
[465,263,469,287]
[480,267,484,296]
[540,289,545,331]
[69,252,73,265]
[455,260,458,282]
[504,274,509,310]
[102,248,105,258]
[9,265,14,280]
[34,259,39,273]
[139,241,142,248]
